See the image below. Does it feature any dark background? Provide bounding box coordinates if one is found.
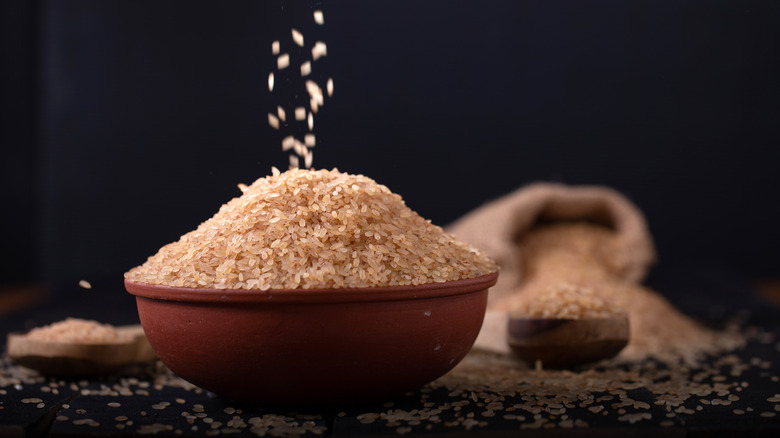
[2,0,779,290]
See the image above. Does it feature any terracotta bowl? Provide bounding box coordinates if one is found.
[124,272,497,403]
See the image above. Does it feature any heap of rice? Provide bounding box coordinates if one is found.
[512,283,626,320]
[125,168,497,290]
[26,318,124,343]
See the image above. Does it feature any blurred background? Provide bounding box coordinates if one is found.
[2,0,779,292]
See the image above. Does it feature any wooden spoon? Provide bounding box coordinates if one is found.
[6,325,156,376]
[507,315,629,368]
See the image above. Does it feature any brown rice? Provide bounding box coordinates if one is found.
[125,168,497,290]
[26,318,124,343]
[512,283,626,319]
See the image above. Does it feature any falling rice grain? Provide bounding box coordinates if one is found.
[282,136,295,151]
[306,80,323,105]
[277,53,290,70]
[305,150,313,169]
[293,139,306,157]
[301,61,311,76]
[312,41,327,61]
[267,113,280,130]
[291,28,304,47]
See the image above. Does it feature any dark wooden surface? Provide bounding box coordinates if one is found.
[2,268,780,437]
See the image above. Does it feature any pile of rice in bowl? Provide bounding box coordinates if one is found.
[125,168,497,290]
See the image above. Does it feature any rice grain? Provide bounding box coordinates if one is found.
[277,53,290,70]
[300,61,312,76]
[313,10,324,25]
[291,29,304,47]
[267,113,280,130]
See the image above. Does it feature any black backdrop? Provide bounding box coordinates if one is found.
[2,0,779,288]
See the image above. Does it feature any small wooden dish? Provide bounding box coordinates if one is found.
[6,325,156,376]
[507,316,629,368]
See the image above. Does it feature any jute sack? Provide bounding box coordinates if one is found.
[446,183,657,354]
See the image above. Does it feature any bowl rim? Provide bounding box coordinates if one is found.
[125,271,498,304]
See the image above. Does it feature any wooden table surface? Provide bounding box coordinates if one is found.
[2,270,780,437]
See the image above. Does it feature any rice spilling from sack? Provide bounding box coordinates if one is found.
[125,168,497,290]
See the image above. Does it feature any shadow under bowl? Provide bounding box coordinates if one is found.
[124,271,497,404]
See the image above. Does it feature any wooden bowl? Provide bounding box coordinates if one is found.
[6,325,155,376]
[124,272,497,403]
[507,316,629,368]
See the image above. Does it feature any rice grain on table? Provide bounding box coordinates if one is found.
[125,168,497,290]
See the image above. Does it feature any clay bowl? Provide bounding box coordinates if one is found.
[124,271,497,404]
[507,316,629,369]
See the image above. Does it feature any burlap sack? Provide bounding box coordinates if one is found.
[446,183,657,353]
